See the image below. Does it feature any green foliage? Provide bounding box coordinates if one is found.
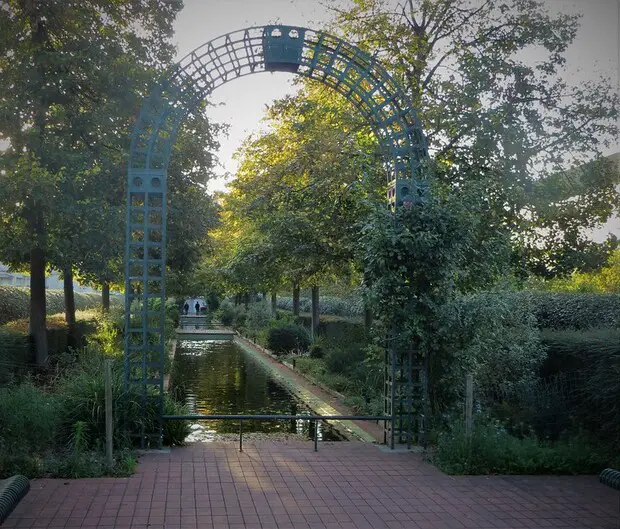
[162,395,191,447]
[529,250,620,293]
[363,179,512,400]
[266,324,311,355]
[309,340,324,359]
[87,306,124,356]
[54,352,149,451]
[277,295,365,317]
[540,328,620,441]
[0,328,30,383]
[0,287,102,325]
[216,300,237,326]
[520,291,620,330]
[0,380,59,454]
[243,302,274,337]
[44,448,137,479]
[334,0,620,278]
[432,290,545,413]
[0,340,182,477]
[433,419,619,475]
[324,342,366,375]
[212,300,248,330]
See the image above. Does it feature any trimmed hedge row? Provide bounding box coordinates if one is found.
[516,291,620,330]
[540,328,620,442]
[0,288,102,325]
[277,291,620,330]
[276,295,365,318]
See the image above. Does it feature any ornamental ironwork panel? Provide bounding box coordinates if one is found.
[125,25,429,449]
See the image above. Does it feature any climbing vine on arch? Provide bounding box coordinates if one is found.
[361,174,513,415]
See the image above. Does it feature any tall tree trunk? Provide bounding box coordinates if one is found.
[30,247,48,365]
[244,292,250,309]
[363,274,373,333]
[292,282,300,316]
[102,282,110,312]
[63,267,76,348]
[25,3,51,366]
[364,306,373,333]
[271,290,277,316]
[311,285,320,340]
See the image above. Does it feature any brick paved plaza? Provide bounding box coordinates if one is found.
[4,441,617,529]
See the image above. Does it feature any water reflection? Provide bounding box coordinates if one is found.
[169,340,344,441]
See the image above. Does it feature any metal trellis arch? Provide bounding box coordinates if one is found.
[124,25,429,448]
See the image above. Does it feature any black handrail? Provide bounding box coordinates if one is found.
[162,414,389,452]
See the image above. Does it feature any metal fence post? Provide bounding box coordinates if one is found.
[314,420,318,452]
[239,419,243,452]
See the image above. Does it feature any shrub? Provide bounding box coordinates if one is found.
[233,308,247,330]
[87,306,124,356]
[216,300,236,326]
[162,395,191,446]
[431,290,545,414]
[0,328,30,383]
[54,350,156,450]
[309,341,324,359]
[0,380,59,453]
[324,343,366,374]
[433,419,619,475]
[244,303,273,335]
[266,323,311,354]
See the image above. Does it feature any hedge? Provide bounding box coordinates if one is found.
[0,288,102,326]
[276,295,365,318]
[517,291,620,330]
[266,324,311,355]
[539,328,620,442]
[277,291,620,330]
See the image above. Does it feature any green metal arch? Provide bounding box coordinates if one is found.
[124,25,428,447]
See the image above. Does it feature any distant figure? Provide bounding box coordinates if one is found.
[183,302,189,315]
[195,301,200,315]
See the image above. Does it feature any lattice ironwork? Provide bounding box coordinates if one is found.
[125,25,429,448]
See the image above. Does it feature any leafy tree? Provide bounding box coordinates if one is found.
[328,0,620,278]
[0,0,181,363]
[165,105,224,298]
[526,249,620,293]
[224,83,384,329]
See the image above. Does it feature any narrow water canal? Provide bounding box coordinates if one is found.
[169,340,345,442]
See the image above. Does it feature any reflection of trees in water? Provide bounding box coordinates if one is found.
[169,340,344,439]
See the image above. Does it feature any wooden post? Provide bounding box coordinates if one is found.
[465,374,473,437]
[105,359,113,471]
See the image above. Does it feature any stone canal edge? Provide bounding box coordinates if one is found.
[233,335,384,444]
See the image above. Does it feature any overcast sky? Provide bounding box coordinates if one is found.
[171,0,620,195]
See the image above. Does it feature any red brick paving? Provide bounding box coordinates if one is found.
[3,441,617,529]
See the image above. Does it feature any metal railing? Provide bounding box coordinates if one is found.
[162,414,389,452]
